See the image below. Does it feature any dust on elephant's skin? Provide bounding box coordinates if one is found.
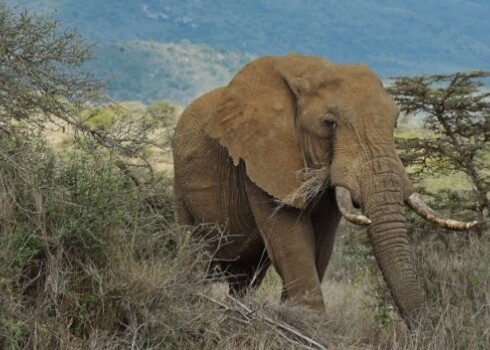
[172,53,477,328]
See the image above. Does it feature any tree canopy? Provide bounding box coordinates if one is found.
[0,3,99,135]
[388,71,490,230]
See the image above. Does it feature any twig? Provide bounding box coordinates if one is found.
[200,293,328,350]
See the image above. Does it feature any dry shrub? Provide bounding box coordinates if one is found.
[0,137,210,349]
[388,232,490,349]
[0,136,487,349]
[335,223,490,349]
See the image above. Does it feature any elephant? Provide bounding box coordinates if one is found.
[171,53,477,327]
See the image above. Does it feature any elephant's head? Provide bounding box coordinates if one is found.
[207,53,477,326]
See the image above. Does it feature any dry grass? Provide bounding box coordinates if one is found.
[278,166,329,208]
[390,233,490,349]
[194,222,489,349]
[0,136,488,349]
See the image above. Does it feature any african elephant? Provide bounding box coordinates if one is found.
[172,53,477,327]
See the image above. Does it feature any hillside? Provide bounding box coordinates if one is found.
[90,41,254,104]
[5,0,490,104]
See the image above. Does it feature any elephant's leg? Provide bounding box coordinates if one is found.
[312,189,342,282]
[225,257,271,297]
[244,178,324,311]
[173,191,195,226]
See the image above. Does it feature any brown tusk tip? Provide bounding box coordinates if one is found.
[407,193,480,232]
[352,215,372,226]
[335,186,372,226]
[466,221,479,229]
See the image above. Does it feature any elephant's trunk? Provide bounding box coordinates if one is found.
[362,168,425,327]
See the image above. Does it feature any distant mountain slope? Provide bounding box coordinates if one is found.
[6,0,490,103]
[10,0,490,75]
[90,41,253,104]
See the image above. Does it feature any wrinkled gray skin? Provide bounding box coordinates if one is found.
[172,54,474,328]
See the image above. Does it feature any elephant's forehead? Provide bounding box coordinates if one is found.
[314,69,386,103]
[316,64,381,86]
[337,74,382,93]
[317,80,390,107]
[310,81,398,124]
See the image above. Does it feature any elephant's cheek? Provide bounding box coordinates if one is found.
[298,131,331,168]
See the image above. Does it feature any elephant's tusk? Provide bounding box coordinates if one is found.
[406,193,479,231]
[335,186,372,226]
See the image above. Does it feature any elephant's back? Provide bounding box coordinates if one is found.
[173,87,226,219]
[174,87,225,134]
[172,87,226,186]
[173,87,224,186]
[172,88,240,219]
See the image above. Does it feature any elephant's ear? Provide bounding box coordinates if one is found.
[206,54,330,209]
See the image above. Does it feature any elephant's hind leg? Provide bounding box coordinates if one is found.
[224,258,270,297]
[173,192,194,226]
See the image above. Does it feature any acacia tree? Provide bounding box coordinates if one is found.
[0,3,100,134]
[388,71,490,231]
[0,3,172,162]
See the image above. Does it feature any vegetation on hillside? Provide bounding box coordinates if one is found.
[90,40,254,104]
[6,0,490,103]
[9,0,489,72]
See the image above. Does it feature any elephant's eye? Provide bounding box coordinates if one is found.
[324,119,336,131]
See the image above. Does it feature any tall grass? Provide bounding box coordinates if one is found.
[0,136,209,349]
[394,231,490,349]
[0,135,487,349]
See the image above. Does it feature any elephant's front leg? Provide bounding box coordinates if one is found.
[244,178,324,311]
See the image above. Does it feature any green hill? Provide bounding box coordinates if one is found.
[12,0,490,74]
[90,41,254,104]
[6,0,490,103]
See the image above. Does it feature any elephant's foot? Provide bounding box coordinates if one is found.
[282,288,326,313]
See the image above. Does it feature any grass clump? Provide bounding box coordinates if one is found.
[395,233,490,349]
[0,136,208,349]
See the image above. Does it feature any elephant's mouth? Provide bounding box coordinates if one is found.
[335,186,478,230]
[352,199,361,210]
